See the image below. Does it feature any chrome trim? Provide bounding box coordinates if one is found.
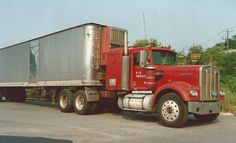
[121,56,130,90]
[188,102,223,115]
[199,65,220,101]
[0,80,103,87]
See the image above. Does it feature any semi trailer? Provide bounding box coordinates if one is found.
[0,23,224,127]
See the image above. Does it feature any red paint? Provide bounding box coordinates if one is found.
[144,68,157,89]
[100,27,111,66]
[105,46,223,105]
[105,48,123,90]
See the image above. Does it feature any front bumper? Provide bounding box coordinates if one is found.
[188,102,223,115]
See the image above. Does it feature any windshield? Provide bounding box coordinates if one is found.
[152,50,176,65]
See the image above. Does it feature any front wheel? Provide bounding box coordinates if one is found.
[194,113,220,122]
[157,93,188,128]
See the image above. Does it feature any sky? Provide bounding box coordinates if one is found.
[0,0,236,52]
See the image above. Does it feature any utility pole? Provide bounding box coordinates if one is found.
[226,29,230,53]
[225,29,234,53]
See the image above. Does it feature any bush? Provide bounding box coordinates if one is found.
[222,85,236,113]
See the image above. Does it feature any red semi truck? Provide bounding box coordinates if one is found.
[0,23,224,127]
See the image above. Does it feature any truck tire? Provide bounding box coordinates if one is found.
[194,113,220,122]
[157,93,188,128]
[107,98,122,113]
[73,90,92,115]
[90,102,99,114]
[58,89,74,112]
[5,88,26,102]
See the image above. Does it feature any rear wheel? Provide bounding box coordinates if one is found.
[58,89,74,112]
[90,102,99,114]
[73,90,92,115]
[157,93,188,128]
[194,113,220,122]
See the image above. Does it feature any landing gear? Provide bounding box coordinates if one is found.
[157,93,188,128]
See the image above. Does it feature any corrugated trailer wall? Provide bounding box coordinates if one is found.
[0,23,103,87]
[0,42,29,83]
[38,26,85,81]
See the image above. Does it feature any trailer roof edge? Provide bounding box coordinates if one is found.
[0,22,107,50]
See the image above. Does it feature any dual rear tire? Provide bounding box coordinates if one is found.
[58,89,98,114]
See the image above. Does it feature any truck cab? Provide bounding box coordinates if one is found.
[106,46,224,127]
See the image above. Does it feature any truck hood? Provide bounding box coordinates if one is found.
[154,65,201,88]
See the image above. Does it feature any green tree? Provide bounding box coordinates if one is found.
[134,38,161,47]
[229,35,236,49]
[200,43,225,66]
[198,42,236,92]
[186,45,203,64]
[176,51,186,65]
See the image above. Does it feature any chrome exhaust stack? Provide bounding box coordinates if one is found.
[121,31,130,90]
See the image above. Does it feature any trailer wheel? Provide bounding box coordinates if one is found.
[58,89,74,112]
[5,88,26,102]
[73,90,92,115]
[194,113,220,122]
[157,93,188,128]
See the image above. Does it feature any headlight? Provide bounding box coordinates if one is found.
[219,91,225,96]
[190,89,198,96]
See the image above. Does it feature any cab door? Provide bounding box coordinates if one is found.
[130,51,146,90]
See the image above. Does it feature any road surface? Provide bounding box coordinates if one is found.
[0,99,235,143]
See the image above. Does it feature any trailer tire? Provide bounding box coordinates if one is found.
[73,90,92,115]
[5,88,26,102]
[157,93,188,128]
[58,89,74,113]
[194,113,220,122]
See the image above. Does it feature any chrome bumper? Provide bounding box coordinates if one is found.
[188,102,223,115]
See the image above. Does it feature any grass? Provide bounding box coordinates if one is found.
[222,85,236,113]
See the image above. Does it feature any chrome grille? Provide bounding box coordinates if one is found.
[200,66,220,101]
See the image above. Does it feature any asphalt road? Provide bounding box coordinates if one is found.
[0,99,235,143]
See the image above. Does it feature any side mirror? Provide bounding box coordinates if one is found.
[140,50,147,67]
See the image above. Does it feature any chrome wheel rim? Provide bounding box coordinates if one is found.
[59,95,68,109]
[75,94,84,111]
[161,100,179,122]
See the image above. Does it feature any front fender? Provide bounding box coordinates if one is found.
[151,81,192,107]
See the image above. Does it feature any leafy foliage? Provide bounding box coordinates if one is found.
[186,45,203,64]
[134,38,161,47]
[228,35,236,49]
[198,42,236,92]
